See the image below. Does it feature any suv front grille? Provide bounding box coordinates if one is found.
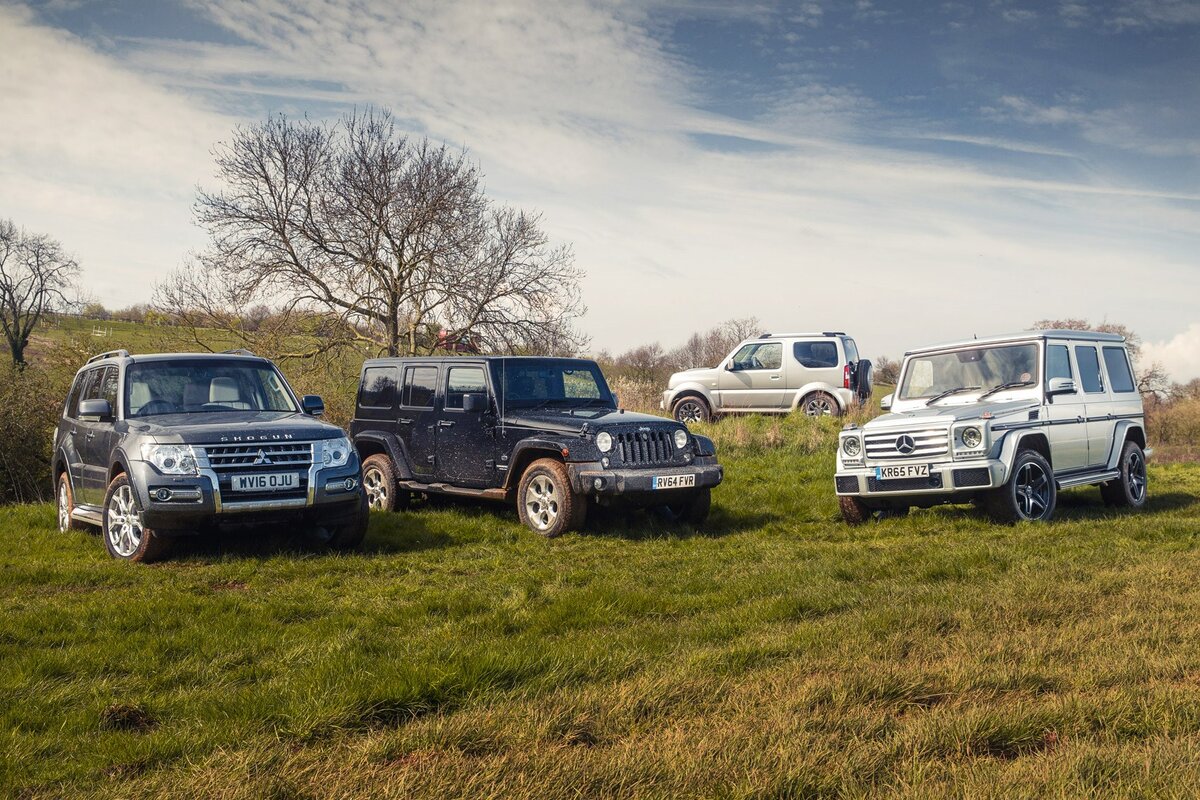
[616,430,676,466]
[201,442,314,470]
[864,428,949,460]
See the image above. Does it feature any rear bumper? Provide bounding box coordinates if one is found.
[567,458,723,497]
[835,458,1003,498]
[129,461,363,531]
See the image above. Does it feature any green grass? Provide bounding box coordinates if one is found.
[3,417,1200,798]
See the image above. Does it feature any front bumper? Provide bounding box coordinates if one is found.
[130,460,363,531]
[835,458,1003,498]
[567,458,723,497]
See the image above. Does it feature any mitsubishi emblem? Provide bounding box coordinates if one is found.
[253,449,273,466]
[895,435,916,455]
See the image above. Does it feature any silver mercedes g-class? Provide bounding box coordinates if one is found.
[835,330,1149,523]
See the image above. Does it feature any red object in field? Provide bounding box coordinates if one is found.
[843,364,851,389]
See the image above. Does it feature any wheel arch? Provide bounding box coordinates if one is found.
[504,440,568,491]
[1106,421,1147,468]
[997,430,1052,483]
[790,383,845,413]
[352,432,412,480]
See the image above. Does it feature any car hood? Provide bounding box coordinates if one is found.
[125,411,345,445]
[668,367,720,388]
[500,407,678,435]
[862,399,1038,431]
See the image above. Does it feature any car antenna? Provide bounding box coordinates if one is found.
[500,356,506,435]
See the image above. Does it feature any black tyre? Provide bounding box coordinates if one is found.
[102,474,172,563]
[517,458,587,538]
[839,495,907,524]
[362,454,408,512]
[801,391,842,417]
[658,487,712,525]
[854,359,873,401]
[673,396,711,425]
[306,492,369,551]
[986,449,1057,523]
[1100,440,1148,509]
[56,472,88,532]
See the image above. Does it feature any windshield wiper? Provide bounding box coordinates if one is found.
[977,380,1036,401]
[924,386,982,406]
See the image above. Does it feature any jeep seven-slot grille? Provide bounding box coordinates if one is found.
[202,442,314,470]
[863,428,949,460]
[616,431,676,466]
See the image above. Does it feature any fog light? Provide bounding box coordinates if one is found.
[601,457,610,468]
[155,488,171,501]
[593,478,604,491]
[344,478,357,491]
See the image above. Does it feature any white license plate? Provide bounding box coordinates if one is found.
[652,474,696,490]
[231,472,299,492]
[875,464,929,480]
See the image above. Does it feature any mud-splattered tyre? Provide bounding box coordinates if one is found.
[103,474,172,563]
[362,454,408,512]
[56,473,88,532]
[1100,440,1148,509]
[517,459,587,538]
[985,449,1057,523]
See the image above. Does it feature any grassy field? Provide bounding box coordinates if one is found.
[3,415,1200,798]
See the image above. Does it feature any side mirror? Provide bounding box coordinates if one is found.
[1047,377,1077,397]
[302,395,325,416]
[79,398,113,421]
[462,393,487,413]
[726,361,738,372]
[880,393,893,411]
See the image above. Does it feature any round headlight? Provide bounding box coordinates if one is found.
[674,429,688,449]
[842,436,862,457]
[962,426,983,449]
[596,431,613,453]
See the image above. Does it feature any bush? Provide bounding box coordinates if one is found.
[0,365,68,503]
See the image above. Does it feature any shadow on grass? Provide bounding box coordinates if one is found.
[919,489,1197,525]
[579,503,777,540]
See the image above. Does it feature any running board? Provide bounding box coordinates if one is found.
[1057,470,1120,490]
[397,481,508,501]
[70,506,104,526]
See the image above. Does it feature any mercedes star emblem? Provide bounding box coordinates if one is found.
[895,435,916,455]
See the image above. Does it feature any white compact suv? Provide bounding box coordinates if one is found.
[835,330,1149,524]
[662,331,872,423]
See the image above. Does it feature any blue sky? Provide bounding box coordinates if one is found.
[1,0,1198,377]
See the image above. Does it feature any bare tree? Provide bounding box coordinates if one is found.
[165,108,585,358]
[667,316,760,370]
[0,219,79,367]
[1032,318,1165,394]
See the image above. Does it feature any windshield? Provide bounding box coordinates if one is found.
[124,359,299,417]
[493,360,614,409]
[899,344,1040,401]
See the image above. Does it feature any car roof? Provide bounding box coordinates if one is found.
[81,351,272,368]
[363,355,596,367]
[756,331,847,339]
[906,329,1125,356]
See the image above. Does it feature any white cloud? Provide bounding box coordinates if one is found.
[1144,324,1200,383]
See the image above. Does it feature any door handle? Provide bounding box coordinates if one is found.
[398,418,413,425]
[770,375,782,381]
[437,420,456,428]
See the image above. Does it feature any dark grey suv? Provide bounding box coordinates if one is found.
[53,349,368,562]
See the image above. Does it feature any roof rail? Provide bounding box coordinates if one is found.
[221,348,257,357]
[759,332,846,339]
[86,349,130,364]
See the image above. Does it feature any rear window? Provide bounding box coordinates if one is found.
[841,338,859,364]
[793,341,839,368]
[359,367,398,408]
[1103,347,1136,393]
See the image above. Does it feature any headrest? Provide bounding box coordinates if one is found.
[130,381,151,409]
[209,377,241,403]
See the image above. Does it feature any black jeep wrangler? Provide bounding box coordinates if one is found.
[349,356,723,537]
[53,349,368,562]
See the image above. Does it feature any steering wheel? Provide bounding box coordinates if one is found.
[137,400,178,416]
[751,356,764,369]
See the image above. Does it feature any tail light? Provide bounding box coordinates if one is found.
[844,364,852,389]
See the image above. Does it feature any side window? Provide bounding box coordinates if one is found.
[402,366,438,408]
[359,367,398,408]
[1103,347,1137,393]
[1045,345,1072,384]
[65,371,90,418]
[99,367,119,414]
[793,341,839,368]
[445,366,487,410]
[732,342,782,370]
[1075,346,1104,393]
[80,368,105,402]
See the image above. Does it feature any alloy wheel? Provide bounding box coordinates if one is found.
[363,467,389,510]
[804,396,834,416]
[1014,461,1051,520]
[524,475,559,532]
[1126,450,1147,503]
[58,481,70,532]
[106,484,144,558]
[676,400,705,424]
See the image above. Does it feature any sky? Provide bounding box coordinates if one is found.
[1,0,1198,379]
